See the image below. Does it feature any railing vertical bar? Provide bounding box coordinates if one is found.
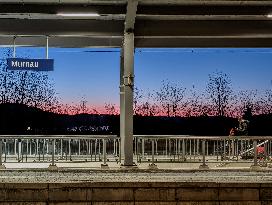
[102,139,107,167]
[98,139,101,161]
[134,137,137,155]
[42,139,45,162]
[193,139,196,161]
[90,140,93,161]
[142,139,145,159]
[61,139,63,159]
[206,141,209,156]
[0,140,3,166]
[155,140,158,155]
[4,140,7,163]
[79,139,81,156]
[182,139,185,161]
[152,139,155,165]
[213,141,216,156]
[250,139,260,170]
[69,139,71,161]
[94,139,97,162]
[175,139,178,156]
[196,139,199,156]
[118,138,121,163]
[216,140,219,161]
[199,140,209,169]
[52,139,55,166]
[113,139,116,155]
[165,139,168,156]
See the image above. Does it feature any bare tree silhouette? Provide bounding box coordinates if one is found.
[79,96,88,114]
[133,87,143,115]
[206,71,233,117]
[261,88,272,114]
[156,80,186,117]
[104,103,118,115]
[184,85,203,117]
[0,49,17,104]
[138,92,159,116]
[234,89,264,116]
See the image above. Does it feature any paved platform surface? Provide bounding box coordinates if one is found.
[0,162,272,183]
[0,170,272,183]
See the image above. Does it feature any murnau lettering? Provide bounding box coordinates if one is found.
[11,60,39,68]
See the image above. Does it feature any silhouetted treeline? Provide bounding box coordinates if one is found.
[1,103,272,136]
[0,103,118,135]
[134,115,236,136]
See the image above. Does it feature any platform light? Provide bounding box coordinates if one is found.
[267,14,272,18]
[57,13,100,17]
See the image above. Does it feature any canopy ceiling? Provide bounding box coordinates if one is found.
[1,0,272,48]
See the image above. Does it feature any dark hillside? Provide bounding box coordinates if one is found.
[134,115,237,136]
[0,103,271,136]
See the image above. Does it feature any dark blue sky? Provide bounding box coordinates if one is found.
[1,47,272,109]
[136,49,272,94]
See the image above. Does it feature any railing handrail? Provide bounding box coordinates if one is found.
[0,135,271,141]
[134,135,272,140]
[0,135,118,140]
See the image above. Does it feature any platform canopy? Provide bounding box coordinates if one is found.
[1,0,272,166]
[1,0,272,48]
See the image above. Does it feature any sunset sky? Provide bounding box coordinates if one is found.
[1,47,272,113]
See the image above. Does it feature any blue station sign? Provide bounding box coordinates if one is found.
[7,58,54,71]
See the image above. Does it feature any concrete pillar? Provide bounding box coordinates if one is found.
[120,47,124,160]
[120,32,135,166]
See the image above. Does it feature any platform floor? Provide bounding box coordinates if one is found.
[0,161,271,183]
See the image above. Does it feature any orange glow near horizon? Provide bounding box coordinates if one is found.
[51,103,246,118]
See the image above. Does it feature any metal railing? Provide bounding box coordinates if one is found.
[135,135,272,169]
[0,135,119,168]
[0,135,271,169]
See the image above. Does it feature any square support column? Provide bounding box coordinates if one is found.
[120,32,134,166]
